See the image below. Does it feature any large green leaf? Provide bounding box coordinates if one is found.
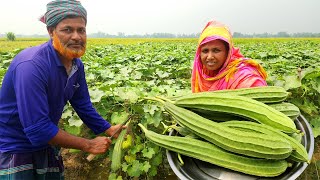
[64,124,81,136]
[302,67,320,80]
[284,75,301,90]
[89,89,105,103]
[68,115,83,127]
[310,116,320,138]
[111,111,130,125]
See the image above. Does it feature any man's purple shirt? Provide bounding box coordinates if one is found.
[0,40,111,153]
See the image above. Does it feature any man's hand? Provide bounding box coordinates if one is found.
[48,129,112,154]
[84,136,112,154]
[105,124,127,138]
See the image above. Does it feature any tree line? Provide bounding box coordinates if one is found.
[2,31,320,40]
[89,32,320,38]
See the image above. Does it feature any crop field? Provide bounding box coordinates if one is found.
[1,38,320,179]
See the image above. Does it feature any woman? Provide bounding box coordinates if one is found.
[191,20,267,93]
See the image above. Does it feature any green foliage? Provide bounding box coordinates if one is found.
[6,32,16,41]
[1,38,320,178]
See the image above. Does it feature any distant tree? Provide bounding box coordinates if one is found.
[233,32,244,38]
[117,32,126,37]
[276,32,290,37]
[6,32,16,41]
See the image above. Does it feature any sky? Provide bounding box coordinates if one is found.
[1,0,320,36]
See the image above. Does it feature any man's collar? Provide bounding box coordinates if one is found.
[48,39,64,67]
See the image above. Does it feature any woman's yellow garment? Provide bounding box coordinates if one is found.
[191,20,267,93]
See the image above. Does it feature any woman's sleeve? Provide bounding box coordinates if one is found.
[230,67,268,89]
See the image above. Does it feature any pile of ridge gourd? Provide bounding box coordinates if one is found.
[139,86,310,177]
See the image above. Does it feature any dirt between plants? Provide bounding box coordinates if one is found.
[62,144,320,180]
[62,149,111,179]
[296,137,320,180]
[62,148,179,180]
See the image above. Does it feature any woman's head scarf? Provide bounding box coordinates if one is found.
[39,0,87,27]
[191,20,267,92]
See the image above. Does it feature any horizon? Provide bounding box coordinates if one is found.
[1,0,319,36]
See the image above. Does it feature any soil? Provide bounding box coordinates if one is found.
[62,149,111,179]
[62,149,178,180]
[296,137,320,180]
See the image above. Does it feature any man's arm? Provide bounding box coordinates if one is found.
[48,129,112,154]
[70,63,111,134]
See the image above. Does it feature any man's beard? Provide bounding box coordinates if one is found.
[52,32,86,60]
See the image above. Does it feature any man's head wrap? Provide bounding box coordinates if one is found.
[39,0,87,27]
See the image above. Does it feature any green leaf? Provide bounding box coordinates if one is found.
[151,152,163,166]
[130,144,144,154]
[284,75,301,90]
[111,111,130,125]
[118,90,139,103]
[143,104,158,115]
[108,173,122,180]
[89,89,105,103]
[64,125,81,135]
[127,160,143,177]
[156,69,170,78]
[142,147,155,159]
[86,73,96,81]
[311,77,320,93]
[121,163,129,172]
[120,67,131,77]
[301,67,320,80]
[311,116,320,138]
[141,161,151,172]
[61,109,73,119]
[313,128,320,138]
[133,71,143,80]
[147,166,158,177]
[152,111,162,127]
[68,115,83,127]
[144,110,162,126]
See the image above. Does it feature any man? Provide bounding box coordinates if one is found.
[0,0,124,179]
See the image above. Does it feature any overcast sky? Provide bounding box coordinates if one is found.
[1,0,319,36]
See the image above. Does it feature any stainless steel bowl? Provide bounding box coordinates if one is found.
[166,115,314,180]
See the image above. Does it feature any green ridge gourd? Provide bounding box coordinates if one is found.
[170,86,289,103]
[138,123,289,177]
[173,93,298,133]
[161,101,293,159]
[221,121,309,163]
[111,128,128,172]
[268,102,301,120]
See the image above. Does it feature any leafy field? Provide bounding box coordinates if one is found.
[1,38,320,179]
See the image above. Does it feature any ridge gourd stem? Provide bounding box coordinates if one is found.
[143,97,165,104]
[155,96,175,103]
[177,153,184,165]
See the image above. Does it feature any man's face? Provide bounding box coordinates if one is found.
[50,17,87,60]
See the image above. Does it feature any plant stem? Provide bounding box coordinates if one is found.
[143,97,165,104]
[155,96,174,103]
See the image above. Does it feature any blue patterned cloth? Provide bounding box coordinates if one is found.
[0,146,64,180]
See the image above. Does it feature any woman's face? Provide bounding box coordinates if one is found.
[200,40,229,71]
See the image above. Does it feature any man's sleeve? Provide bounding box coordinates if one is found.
[13,61,59,146]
